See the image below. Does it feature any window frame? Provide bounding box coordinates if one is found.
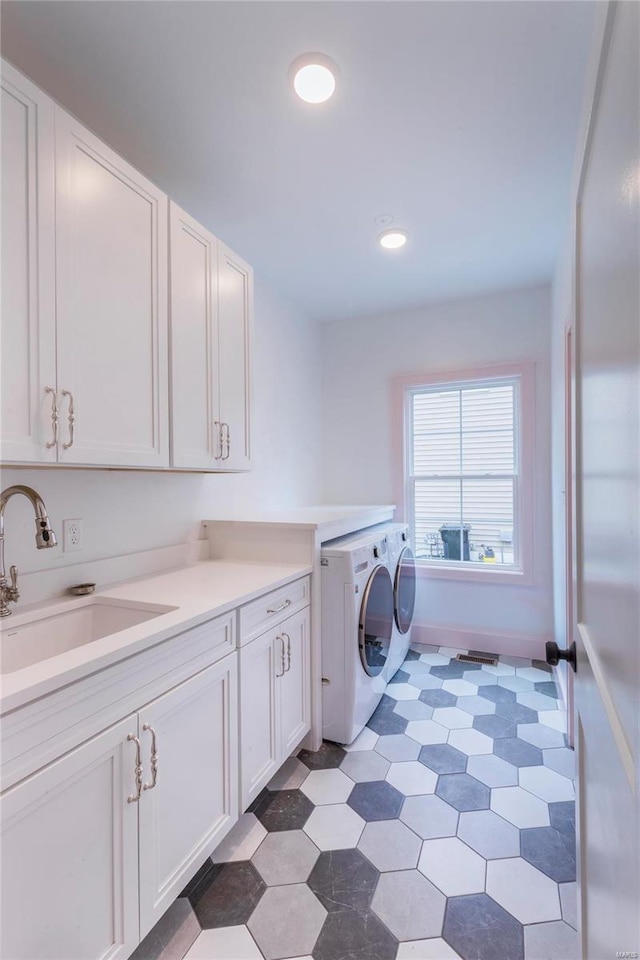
[391,362,535,585]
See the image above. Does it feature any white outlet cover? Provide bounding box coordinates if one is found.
[63,518,83,553]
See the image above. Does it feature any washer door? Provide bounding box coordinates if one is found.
[394,546,416,634]
[358,564,393,677]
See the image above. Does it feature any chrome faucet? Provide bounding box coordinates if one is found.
[0,485,58,617]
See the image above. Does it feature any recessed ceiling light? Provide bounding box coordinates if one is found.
[289,53,338,104]
[378,229,408,250]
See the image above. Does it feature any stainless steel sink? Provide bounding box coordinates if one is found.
[0,596,177,674]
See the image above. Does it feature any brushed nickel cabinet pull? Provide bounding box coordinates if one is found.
[127,733,143,803]
[61,389,75,449]
[284,633,292,673]
[275,635,286,677]
[267,599,292,615]
[222,422,230,460]
[213,421,223,459]
[44,387,58,449]
[142,724,159,791]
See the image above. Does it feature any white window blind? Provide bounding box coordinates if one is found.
[408,378,519,567]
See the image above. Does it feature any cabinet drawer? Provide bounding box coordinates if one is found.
[238,577,310,646]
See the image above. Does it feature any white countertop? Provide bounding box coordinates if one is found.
[205,504,395,541]
[0,559,311,714]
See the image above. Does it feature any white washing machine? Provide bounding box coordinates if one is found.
[384,522,417,679]
[321,528,392,745]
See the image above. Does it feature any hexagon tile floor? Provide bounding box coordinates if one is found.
[132,643,577,960]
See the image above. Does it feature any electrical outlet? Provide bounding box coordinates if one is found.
[63,518,83,553]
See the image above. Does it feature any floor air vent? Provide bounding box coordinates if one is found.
[456,653,498,666]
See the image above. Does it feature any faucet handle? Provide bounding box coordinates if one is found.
[9,565,19,599]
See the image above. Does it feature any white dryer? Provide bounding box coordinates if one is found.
[384,523,417,680]
[321,528,392,745]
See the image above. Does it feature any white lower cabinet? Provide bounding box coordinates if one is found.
[138,656,238,936]
[0,653,238,959]
[240,606,311,809]
[1,715,140,960]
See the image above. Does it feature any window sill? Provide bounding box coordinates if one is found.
[415,560,532,586]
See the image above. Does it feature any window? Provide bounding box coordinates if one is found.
[398,365,533,580]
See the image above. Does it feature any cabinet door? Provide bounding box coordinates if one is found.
[217,242,252,471]
[239,628,280,809]
[0,716,139,960]
[138,656,238,937]
[1,61,57,463]
[55,108,168,466]
[169,203,220,469]
[279,608,311,757]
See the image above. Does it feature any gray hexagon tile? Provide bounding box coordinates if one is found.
[520,826,576,883]
[188,861,266,929]
[251,830,319,886]
[436,773,491,811]
[418,837,486,896]
[517,722,566,750]
[524,920,578,960]
[491,786,551,828]
[443,893,524,960]
[251,789,314,832]
[394,699,435,721]
[472,714,517,740]
[496,675,535,693]
[396,939,462,959]
[313,907,398,960]
[466,754,519,788]
[303,803,365,851]
[559,882,578,930]
[407,672,445,691]
[542,747,575,780]
[371,869,447,941]
[447,728,494,756]
[494,737,543,768]
[308,848,378,913]
[486,858,561,924]
[517,691,561,713]
[343,726,379,753]
[340,748,391,783]
[478,685,517,704]
[405,719,449,745]
[456,695,497,716]
[298,742,346,770]
[418,689,457,709]
[247,883,326,960]
[358,818,422,872]
[518,765,575,803]
[131,897,200,960]
[375,734,422,762]
[386,682,421,701]
[347,780,405,820]
[495,700,539,725]
[183,926,262,960]
[299,768,354,805]
[548,800,576,837]
[400,794,460,839]
[432,707,474,730]
[441,678,479,697]
[266,757,309,791]
[386,761,438,796]
[457,809,521,860]
[211,813,267,863]
[418,743,468,775]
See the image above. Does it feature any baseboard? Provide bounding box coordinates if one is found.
[411,622,549,662]
[15,539,211,606]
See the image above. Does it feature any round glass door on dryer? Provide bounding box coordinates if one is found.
[394,544,416,635]
[358,563,393,677]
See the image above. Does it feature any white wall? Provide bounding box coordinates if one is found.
[1,277,322,580]
[321,285,554,645]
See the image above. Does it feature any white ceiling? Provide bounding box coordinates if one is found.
[1,1,596,321]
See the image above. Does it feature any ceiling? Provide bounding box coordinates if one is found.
[1,1,596,321]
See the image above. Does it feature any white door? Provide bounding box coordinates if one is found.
[239,629,280,809]
[169,202,222,469]
[574,3,639,955]
[0,716,139,960]
[138,656,238,937]
[217,242,252,471]
[55,108,168,466]
[1,61,57,463]
[279,608,311,757]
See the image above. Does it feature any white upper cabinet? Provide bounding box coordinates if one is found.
[217,242,252,471]
[170,202,252,471]
[1,61,57,463]
[55,110,169,466]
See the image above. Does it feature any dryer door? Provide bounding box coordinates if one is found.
[359,564,393,677]
[394,546,416,634]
